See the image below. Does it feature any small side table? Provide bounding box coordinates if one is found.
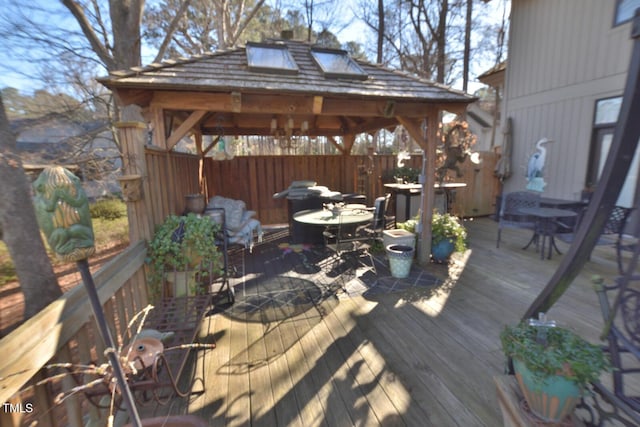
[519,207,577,260]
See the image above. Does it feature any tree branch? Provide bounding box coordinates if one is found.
[153,0,193,63]
[61,0,116,70]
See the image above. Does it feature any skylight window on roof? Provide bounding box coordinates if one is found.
[311,48,368,80]
[246,43,298,74]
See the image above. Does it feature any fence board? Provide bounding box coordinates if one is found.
[146,151,500,226]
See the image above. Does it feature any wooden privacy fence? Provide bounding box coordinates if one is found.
[0,242,148,427]
[145,151,501,226]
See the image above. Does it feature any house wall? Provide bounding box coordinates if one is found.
[503,0,634,199]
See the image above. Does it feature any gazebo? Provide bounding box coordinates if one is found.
[98,38,475,263]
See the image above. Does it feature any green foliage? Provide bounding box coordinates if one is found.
[146,214,223,298]
[431,211,467,252]
[92,216,129,249]
[397,211,467,253]
[90,198,127,220]
[369,239,385,254]
[500,323,611,390]
[382,166,421,184]
[397,218,418,234]
[0,256,17,287]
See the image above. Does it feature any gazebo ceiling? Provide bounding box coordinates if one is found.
[98,39,475,139]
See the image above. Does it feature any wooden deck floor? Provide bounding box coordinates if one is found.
[148,217,631,426]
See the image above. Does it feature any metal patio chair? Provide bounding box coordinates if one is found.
[324,195,389,277]
[555,206,633,267]
[496,191,541,248]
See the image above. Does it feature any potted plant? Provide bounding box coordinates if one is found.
[430,211,467,262]
[381,166,421,184]
[500,321,611,423]
[395,211,467,263]
[146,213,223,299]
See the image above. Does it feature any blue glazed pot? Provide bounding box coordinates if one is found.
[513,358,581,423]
[431,239,455,263]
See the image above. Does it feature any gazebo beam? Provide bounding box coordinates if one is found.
[327,136,347,154]
[145,90,464,118]
[166,110,207,150]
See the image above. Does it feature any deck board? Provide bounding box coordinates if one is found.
[179,218,635,426]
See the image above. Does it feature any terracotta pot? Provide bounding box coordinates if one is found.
[125,415,208,427]
[513,358,581,423]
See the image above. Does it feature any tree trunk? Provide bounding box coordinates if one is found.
[0,95,62,319]
[436,0,448,83]
[109,0,144,69]
[377,0,384,64]
[463,0,472,92]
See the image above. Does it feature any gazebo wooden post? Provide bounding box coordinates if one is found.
[398,110,438,265]
[115,121,153,243]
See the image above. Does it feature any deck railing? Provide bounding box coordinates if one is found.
[0,241,148,427]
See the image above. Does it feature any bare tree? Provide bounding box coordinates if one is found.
[303,0,314,42]
[145,0,269,57]
[357,0,502,89]
[0,94,61,320]
[0,0,193,318]
[377,0,384,64]
[463,0,473,92]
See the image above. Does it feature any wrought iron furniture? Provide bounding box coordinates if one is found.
[615,208,637,275]
[555,206,633,267]
[540,197,587,234]
[203,207,235,304]
[293,206,374,229]
[80,295,213,411]
[320,196,389,278]
[519,207,577,260]
[205,196,263,250]
[496,191,541,248]
[594,274,640,415]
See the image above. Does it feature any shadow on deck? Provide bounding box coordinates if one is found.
[143,218,628,427]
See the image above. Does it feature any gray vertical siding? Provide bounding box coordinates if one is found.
[502,0,633,198]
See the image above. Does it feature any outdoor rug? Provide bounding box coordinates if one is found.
[212,228,446,315]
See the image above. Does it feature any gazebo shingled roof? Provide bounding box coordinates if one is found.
[98,39,476,264]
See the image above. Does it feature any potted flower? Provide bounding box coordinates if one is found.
[430,211,467,262]
[500,321,611,423]
[146,213,223,299]
[395,211,466,263]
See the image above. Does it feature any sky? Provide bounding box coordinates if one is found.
[0,0,509,96]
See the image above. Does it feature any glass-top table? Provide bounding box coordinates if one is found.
[293,206,373,227]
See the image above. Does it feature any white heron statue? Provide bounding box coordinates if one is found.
[527,138,553,179]
[526,137,554,192]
